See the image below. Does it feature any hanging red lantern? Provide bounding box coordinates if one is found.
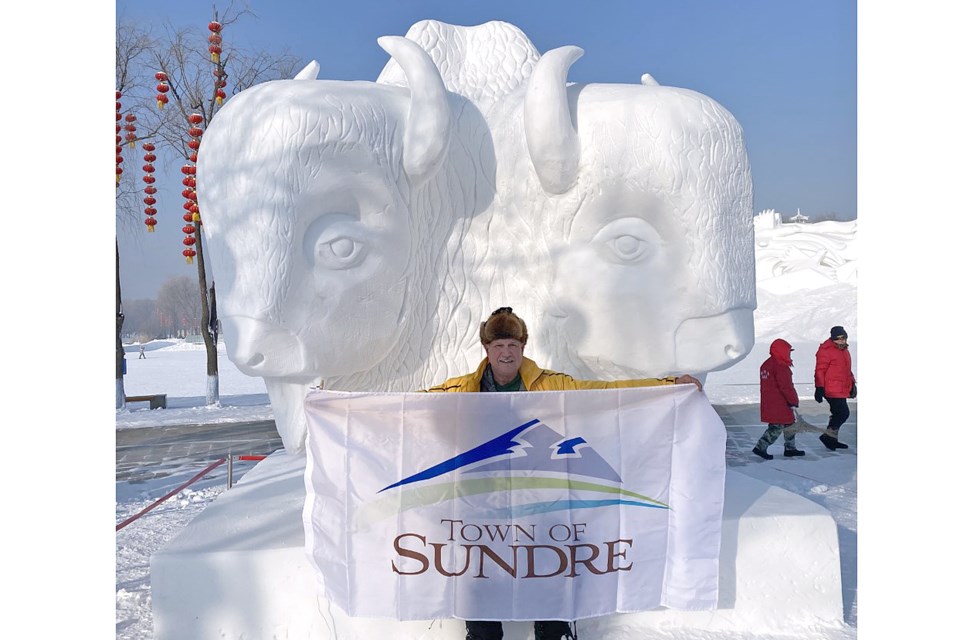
[144,196,156,206]
[156,93,169,109]
[183,213,194,222]
[145,217,158,230]
[155,71,167,82]
[208,21,222,33]
[142,163,155,173]
[215,89,226,105]
[188,139,201,151]
[208,33,222,45]
[189,152,198,163]
[182,225,196,234]
[188,126,204,138]
[142,174,155,184]
[188,113,203,125]
[209,43,222,64]
[183,236,197,246]
[183,248,197,264]
[144,185,157,195]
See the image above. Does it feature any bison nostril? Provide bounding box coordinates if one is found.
[246,353,265,367]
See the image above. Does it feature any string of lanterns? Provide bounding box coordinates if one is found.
[142,143,158,231]
[116,91,123,185]
[181,113,204,264]
[156,71,170,109]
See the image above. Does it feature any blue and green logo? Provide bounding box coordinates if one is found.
[377,418,668,519]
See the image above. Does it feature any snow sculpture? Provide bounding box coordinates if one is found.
[199,20,755,454]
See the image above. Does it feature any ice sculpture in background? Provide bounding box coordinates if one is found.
[198,20,756,453]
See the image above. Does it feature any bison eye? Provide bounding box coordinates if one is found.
[318,235,365,269]
[304,215,370,270]
[592,217,662,265]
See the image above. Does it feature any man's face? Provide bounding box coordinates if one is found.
[833,336,848,350]
[483,338,525,383]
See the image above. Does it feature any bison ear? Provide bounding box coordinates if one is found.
[524,46,583,195]
[293,60,321,80]
[377,35,451,187]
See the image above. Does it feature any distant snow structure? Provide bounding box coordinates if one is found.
[754,211,856,294]
[788,208,809,224]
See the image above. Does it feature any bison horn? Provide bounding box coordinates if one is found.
[293,60,321,80]
[524,46,583,195]
[377,36,451,186]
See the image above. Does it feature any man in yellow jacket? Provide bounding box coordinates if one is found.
[426,306,701,640]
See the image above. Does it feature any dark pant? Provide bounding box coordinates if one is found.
[466,620,572,640]
[826,396,850,434]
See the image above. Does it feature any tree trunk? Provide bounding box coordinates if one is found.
[195,226,220,405]
[116,239,127,409]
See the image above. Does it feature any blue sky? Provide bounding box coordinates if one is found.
[115,0,856,299]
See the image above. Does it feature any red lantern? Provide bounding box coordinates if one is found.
[143,153,156,163]
[182,225,196,234]
[143,196,156,206]
[143,142,156,152]
[183,248,197,263]
[209,44,222,63]
[157,93,169,109]
[144,185,157,195]
[183,236,197,246]
[215,89,226,105]
[208,21,222,33]
[145,217,158,230]
[188,113,204,125]
[155,71,168,82]
[188,126,204,138]
[208,33,222,45]
[183,213,194,222]
[189,152,198,163]
[142,175,155,184]
[142,163,155,173]
[188,139,201,151]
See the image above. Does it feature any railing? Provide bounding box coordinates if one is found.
[116,454,268,531]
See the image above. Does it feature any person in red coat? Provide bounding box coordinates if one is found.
[753,338,804,460]
[814,325,857,450]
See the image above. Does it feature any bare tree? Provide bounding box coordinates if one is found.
[157,275,203,336]
[117,5,302,404]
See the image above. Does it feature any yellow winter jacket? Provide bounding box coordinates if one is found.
[424,357,677,392]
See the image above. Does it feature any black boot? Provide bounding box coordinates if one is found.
[752,446,773,460]
[534,620,573,640]
[784,449,806,457]
[819,433,838,451]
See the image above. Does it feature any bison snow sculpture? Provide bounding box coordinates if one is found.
[198,20,755,454]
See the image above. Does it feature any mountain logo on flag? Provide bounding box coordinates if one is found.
[376,418,668,518]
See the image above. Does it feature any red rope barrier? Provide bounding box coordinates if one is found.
[236,455,266,461]
[116,457,226,532]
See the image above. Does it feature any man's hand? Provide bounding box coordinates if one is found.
[675,374,703,392]
[850,383,857,399]
[814,386,824,403]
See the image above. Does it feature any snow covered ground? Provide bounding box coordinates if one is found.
[115,218,859,639]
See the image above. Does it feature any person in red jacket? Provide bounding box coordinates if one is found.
[752,338,804,460]
[814,325,857,450]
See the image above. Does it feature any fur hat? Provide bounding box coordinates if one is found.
[830,326,847,340]
[479,307,528,345]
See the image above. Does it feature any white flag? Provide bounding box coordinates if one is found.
[303,385,725,621]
